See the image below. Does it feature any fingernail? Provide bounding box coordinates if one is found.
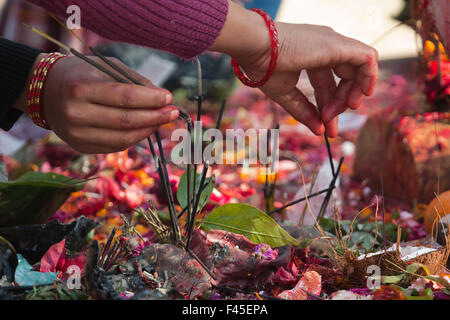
[170,109,179,120]
[165,93,172,105]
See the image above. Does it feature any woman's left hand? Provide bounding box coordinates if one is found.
[240,22,379,138]
[211,1,379,138]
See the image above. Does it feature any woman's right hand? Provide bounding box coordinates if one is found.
[27,55,179,154]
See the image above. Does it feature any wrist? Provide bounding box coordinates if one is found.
[12,52,47,113]
[210,1,271,73]
[27,52,67,129]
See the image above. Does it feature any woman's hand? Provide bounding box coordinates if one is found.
[15,55,178,154]
[241,23,378,138]
[212,1,378,137]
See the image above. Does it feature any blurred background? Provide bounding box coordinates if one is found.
[277,0,419,60]
[245,0,420,60]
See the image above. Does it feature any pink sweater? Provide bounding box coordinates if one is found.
[29,0,229,59]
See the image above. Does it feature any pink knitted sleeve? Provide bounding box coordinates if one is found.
[29,0,229,59]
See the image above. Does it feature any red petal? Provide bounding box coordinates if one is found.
[40,239,66,273]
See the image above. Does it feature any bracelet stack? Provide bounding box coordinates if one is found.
[27,52,67,129]
[231,8,279,88]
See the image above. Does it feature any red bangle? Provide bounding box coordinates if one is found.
[27,52,67,129]
[230,8,279,88]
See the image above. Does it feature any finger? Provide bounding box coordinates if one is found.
[307,68,336,110]
[69,126,158,152]
[322,79,355,123]
[111,64,174,103]
[271,87,325,136]
[348,84,365,110]
[72,81,172,108]
[69,104,179,130]
[333,64,365,110]
[334,52,377,97]
[71,144,121,154]
[332,37,379,95]
[307,69,339,138]
[356,57,378,96]
[325,116,339,138]
[333,64,356,80]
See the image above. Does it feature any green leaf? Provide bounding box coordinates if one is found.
[406,287,434,300]
[319,218,335,233]
[320,218,353,235]
[351,231,375,249]
[201,203,299,248]
[382,274,406,285]
[0,171,85,227]
[391,210,400,220]
[406,295,433,300]
[299,238,313,249]
[176,169,214,210]
[406,262,428,275]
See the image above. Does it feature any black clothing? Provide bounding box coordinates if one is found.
[0,38,42,131]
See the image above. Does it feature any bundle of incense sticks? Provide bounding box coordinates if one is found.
[98,228,130,272]
[26,24,182,241]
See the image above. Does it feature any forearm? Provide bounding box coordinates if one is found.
[0,38,43,131]
[28,0,229,59]
[209,1,270,69]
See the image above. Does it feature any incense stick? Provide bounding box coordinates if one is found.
[98,227,117,268]
[185,120,192,237]
[177,181,211,219]
[89,46,143,84]
[185,60,206,247]
[28,25,182,244]
[148,137,181,243]
[265,123,280,213]
[28,22,220,280]
[46,12,144,86]
[186,163,209,249]
[154,131,177,210]
[268,186,335,215]
[324,134,336,177]
[185,247,216,280]
[381,177,387,251]
[185,99,226,245]
[316,157,344,222]
[264,129,271,212]
[25,24,70,51]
